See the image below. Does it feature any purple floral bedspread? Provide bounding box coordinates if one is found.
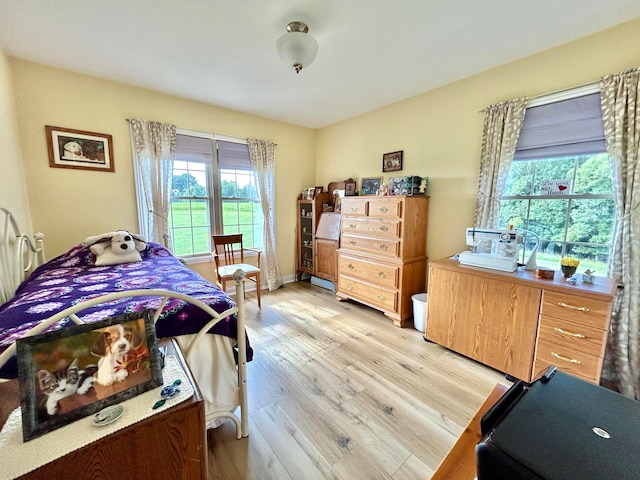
[0,242,252,378]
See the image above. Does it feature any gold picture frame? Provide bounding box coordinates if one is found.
[46,125,115,172]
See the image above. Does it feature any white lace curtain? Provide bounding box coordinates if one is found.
[247,138,283,291]
[600,67,640,399]
[473,99,528,227]
[128,119,176,248]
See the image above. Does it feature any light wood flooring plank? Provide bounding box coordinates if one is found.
[206,281,509,479]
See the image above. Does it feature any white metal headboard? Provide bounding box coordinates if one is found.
[0,208,45,305]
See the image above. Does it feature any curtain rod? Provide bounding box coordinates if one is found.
[126,119,276,145]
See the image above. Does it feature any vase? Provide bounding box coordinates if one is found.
[561,265,577,278]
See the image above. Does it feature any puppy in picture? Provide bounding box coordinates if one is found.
[91,323,142,386]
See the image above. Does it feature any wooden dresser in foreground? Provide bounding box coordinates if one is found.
[0,338,206,480]
[336,195,428,327]
[426,258,617,383]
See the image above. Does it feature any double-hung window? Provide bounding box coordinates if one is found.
[169,132,262,257]
[499,90,615,273]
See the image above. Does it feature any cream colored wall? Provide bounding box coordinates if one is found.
[0,49,32,232]
[316,18,640,265]
[9,59,316,278]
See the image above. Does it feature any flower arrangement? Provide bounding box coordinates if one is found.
[560,257,580,267]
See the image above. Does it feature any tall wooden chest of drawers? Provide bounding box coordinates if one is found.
[336,195,428,327]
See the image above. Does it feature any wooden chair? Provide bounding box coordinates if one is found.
[212,233,261,307]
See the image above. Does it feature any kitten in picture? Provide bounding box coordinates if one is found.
[37,359,97,416]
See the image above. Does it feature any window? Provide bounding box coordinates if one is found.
[499,91,615,273]
[169,133,262,257]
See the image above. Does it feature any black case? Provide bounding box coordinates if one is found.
[476,367,640,480]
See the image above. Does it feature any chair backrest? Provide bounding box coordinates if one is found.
[212,233,245,265]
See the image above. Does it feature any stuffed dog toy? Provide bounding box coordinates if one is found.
[91,324,143,386]
[83,231,147,266]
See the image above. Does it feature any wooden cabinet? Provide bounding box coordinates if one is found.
[297,193,330,280]
[336,196,429,327]
[426,258,617,383]
[534,291,612,383]
[314,212,341,283]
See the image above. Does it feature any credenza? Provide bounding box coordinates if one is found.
[336,195,428,327]
[425,258,617,383]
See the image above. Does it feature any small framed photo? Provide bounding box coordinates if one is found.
[314,186,324,198]
[382,150,403,173]
[46,125,115,172]
[345,181,357,196]
[17,310,162,441]
[361,177,383,196]
[306,187,315,199]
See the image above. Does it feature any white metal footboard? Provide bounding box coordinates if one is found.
[0,274,249,439]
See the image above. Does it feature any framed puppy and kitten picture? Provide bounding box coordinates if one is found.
[16,310,162,441]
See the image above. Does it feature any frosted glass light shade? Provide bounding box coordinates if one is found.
[276,22,318,73]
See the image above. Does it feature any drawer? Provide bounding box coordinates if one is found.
[367,197,403,218]
[540,290,612,329]
[338,254,399,289]
[341,234,400,258]
[534,339,602,384]
[342,198,369,216]
[338,275,397,311]
[538,316,608,357]
[342,218,401,238]
[533,359,599,384]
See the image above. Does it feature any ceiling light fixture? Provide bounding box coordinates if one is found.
[276,21,318,74]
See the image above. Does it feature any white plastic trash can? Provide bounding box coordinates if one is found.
[412,293,428,333]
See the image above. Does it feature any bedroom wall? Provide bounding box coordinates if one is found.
[315,18,640,266]
[0,49,32,233]
[8,59,316,279]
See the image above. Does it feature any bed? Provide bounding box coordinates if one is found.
[0,207,250,438]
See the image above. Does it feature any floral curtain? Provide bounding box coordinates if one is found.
[128,119,176,248]
[600,67,640,399]
[247,138,282,291]
[474,98,527,227]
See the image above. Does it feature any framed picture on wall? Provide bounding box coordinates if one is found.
[382,150,403,172]
[46,125,115,172]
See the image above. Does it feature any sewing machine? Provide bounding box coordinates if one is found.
[458,227,535,272]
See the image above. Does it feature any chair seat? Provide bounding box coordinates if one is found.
[218,264,261,277]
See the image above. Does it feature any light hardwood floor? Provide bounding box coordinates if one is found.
[207,281,510,479]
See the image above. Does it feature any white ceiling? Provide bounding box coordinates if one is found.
[1,0,639,129]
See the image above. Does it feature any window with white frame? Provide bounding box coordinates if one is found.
[169,132,262,257]
[499,90,615,273]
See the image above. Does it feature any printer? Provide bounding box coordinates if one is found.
[476,367,640,480]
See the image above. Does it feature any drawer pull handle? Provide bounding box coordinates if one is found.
[347,284,353,291]
[551,352,581,364]
[380,225,389,232]
[379,206,388,213]
[349,240,356,246]
[557,301,590,312]
[379,244,388,251]
[350,206,358,212]
[554,327,586,339]
[347,263,354,270]
[378,271,386,279]
[349,223,357,229]
[377,294,385,301]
